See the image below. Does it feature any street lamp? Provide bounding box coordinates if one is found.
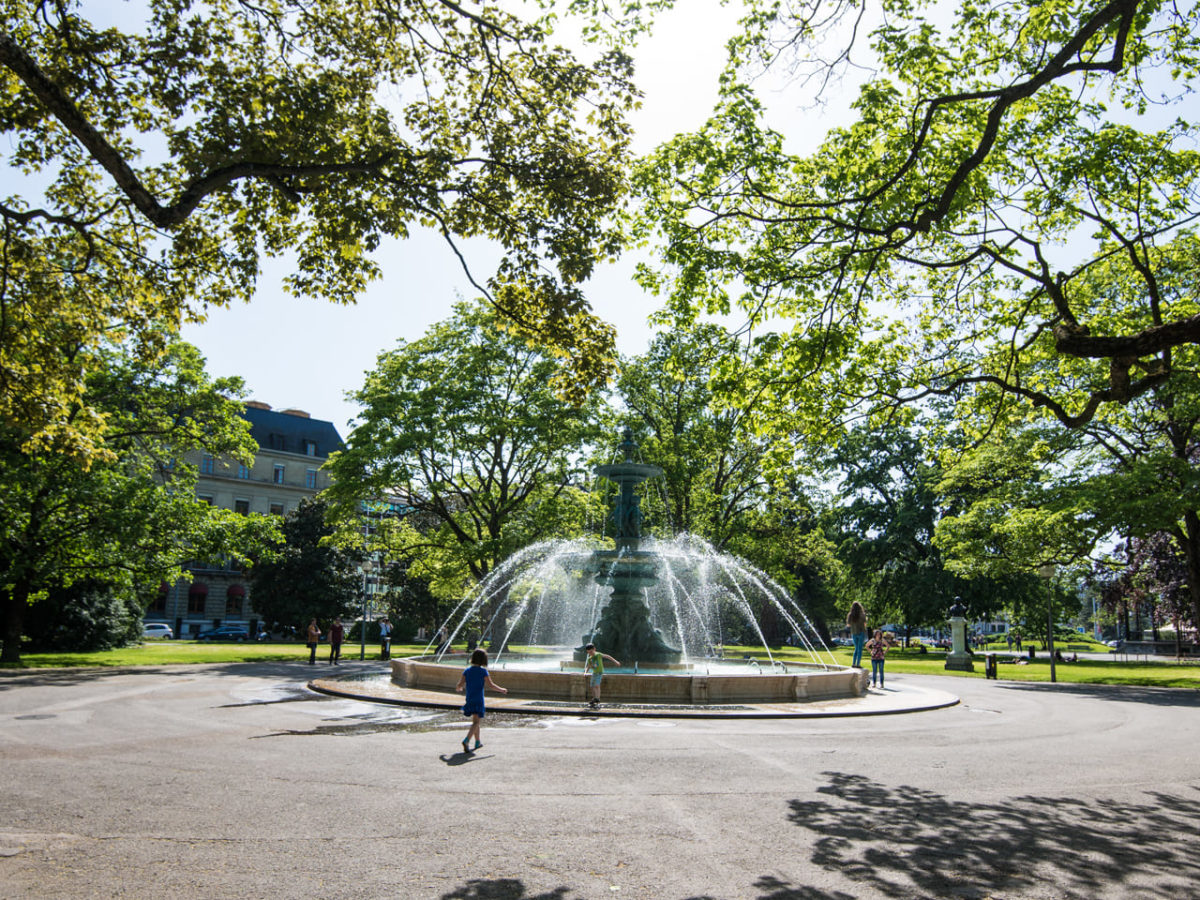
[359,560,373,661]
[1039,563,1056,684]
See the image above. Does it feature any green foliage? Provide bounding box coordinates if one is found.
[634,0,1200,444]
[327,301,604,597]
[248,498,363,630]
[822,415,1025,633]
[1,0,636,456]
[379,556,443,641]
[0,337,277,663]
[615,324,772,547]
[24,579,143,652]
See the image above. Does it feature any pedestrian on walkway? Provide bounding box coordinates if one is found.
[455,648,507,753]
[846,601,868,668]
[866,629,889,689]
[306,618,320,665]
[329,617,345,665]
[379,618,392,660]
[582,643,621,709]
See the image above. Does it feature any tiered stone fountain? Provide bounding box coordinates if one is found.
[576,428,680,664]
[390,429,868,705]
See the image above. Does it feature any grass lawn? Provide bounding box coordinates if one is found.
[728,643,1200,691]
[5,640,1199,690]
[3,641,434,669]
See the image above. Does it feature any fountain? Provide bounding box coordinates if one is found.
[390,429,867,705]
[576,427,679,664]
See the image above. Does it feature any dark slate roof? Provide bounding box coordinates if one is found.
[242,406,345,459]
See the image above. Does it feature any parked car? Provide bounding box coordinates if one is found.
[142,622,174,640]
[195,626,250,642]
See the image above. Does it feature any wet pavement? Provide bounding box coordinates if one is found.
[2,660,1198,899]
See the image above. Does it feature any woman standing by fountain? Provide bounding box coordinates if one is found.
[847,602,868,668]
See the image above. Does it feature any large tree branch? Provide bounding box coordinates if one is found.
[0,30,395,228]
[1054,314,1200,360]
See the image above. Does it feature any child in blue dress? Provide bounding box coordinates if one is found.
[455,648,507,753]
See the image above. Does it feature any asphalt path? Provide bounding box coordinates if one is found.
[1,662,1198,900]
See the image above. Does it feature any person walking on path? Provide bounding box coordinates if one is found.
[846,601,868,668]
[306,618,321,665]
[328,617,345,665]
[582,643,621,709]
[455,648,507,753]
[866,629,890,689]
[379,618,392,660]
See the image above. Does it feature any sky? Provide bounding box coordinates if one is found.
[180,2,754,434]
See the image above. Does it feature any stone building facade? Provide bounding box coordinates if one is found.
[145,402,345,638]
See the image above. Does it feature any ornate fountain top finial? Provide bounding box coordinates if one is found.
[619,426,637,462]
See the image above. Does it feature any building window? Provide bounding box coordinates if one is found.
[226,584,245,617]
[201,455,214,475]
[306,468,318,489]
[269,502,285,516]
[237,464,250,479]
[197,494,214,506]
[234,498,250,515]
[149,582,169,613]
[187,582,208,614]
[305,440,317,456]
[273,464,285,484]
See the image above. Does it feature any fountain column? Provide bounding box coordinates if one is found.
[581,429,681,665]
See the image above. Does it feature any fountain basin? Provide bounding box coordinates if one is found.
[391,655,868,704]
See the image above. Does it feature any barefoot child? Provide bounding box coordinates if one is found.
[582,643,621,709]
[455,648,507,753]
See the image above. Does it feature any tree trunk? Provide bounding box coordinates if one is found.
[1,581,29,664]
[1179,511,1200,634]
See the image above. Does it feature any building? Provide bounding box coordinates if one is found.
[146,402,345,638]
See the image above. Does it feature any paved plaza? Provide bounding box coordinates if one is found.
[1,662,1198,899]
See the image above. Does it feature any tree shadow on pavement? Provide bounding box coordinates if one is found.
[784,771,1200,899]
[997,681,1200,709]
[0,659,355,689]
[439,879,572,899]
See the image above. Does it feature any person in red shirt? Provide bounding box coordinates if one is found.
[329,617,345,665]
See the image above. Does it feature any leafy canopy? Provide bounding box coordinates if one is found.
[1,0,637,457]
[327,301,604,596]
[634,0,1200,439]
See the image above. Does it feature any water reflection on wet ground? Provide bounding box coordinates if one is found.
[232,675,631,738]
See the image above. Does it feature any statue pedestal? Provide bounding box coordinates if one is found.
[944,615,975,672]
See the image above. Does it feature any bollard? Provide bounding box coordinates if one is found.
[985,653,998,680]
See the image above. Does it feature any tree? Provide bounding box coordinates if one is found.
[24,578,144,652]
[0,338,274,663]
[615,324,770,548]
[326,302,604,599]
[247,498,363,630]
[1095,533,1193,649]
[378,555,443,642]
[634,0,1200,437]
[825,420,1012,641]
[729,477,844,645]
[1,0,637,457]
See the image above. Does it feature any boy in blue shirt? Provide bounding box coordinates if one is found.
[455,648,507,753]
